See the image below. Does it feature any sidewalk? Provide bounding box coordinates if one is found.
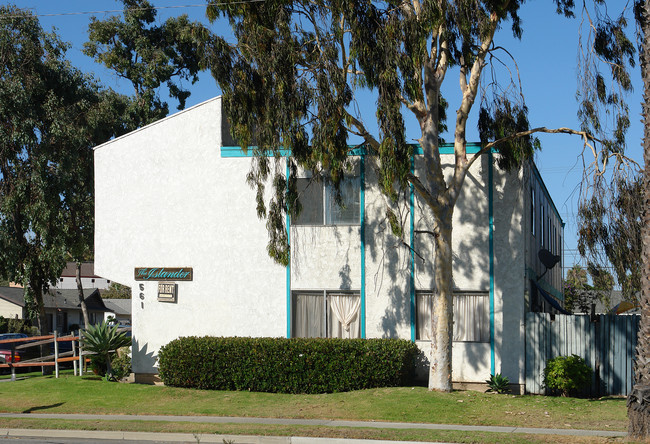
[0,412,627,442]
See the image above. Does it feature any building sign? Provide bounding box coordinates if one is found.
[134,267,193,281]
[158,282,177,303]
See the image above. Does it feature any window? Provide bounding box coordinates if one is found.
[530,187,535,236]
[539,205,544,248]
[416,292,490,342]
[292,291,361,339]
[292,176,360,225]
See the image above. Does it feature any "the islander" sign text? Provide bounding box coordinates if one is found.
[134,267,193,281]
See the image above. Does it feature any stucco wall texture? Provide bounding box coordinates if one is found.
[94,96,559,386]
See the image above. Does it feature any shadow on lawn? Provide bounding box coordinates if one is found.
[22,402,64,413]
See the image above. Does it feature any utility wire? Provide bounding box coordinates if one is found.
[1,0,264,18]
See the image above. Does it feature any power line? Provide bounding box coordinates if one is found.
[1,0,264,19]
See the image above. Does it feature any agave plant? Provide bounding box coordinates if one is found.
[486,373,510,394]
[81,321,131,381]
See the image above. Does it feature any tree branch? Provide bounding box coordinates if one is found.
[345,111,380,150]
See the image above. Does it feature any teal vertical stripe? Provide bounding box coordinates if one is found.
[286,161,292,339]
[410,155,416,342]
[488,151,496,375]
[360,156,366,338]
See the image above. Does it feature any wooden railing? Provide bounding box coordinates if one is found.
[0,332,86,380]
[0,327,131,381]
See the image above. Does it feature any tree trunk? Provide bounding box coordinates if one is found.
[28,279,48,336]
[75,262,90,329]
[428,209,454,392]
[29,280,52,376]
[628,0,650,438]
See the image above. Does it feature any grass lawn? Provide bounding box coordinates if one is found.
[0,375,629,443]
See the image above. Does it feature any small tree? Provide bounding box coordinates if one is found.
[564,264,615,313]
[103,283,132,299]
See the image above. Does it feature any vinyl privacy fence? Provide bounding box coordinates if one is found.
[525,313,639,396]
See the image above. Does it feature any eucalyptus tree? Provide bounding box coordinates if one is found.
[632,3,650,434]
[577,175,642,303]
[0,6,129,335]
[570,0,650,437]
[628,1,650,437]
[206,0,585,391]
[84,0,213,127]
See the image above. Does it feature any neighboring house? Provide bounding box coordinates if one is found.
[0,287,108,333]
[94,97,564,391]
[56,262,112,290]
[103,299,132,326]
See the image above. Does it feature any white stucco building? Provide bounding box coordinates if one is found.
[94,97,563,390]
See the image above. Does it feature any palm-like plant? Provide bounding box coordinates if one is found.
[81,321,131,381]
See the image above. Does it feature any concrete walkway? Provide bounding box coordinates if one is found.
[0,412,627,442]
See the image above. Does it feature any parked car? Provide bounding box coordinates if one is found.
[0,333,28,364]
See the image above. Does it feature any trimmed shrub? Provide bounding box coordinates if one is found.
[91,347,131,380]
[111,347,132,381]
[158,336,418,394]
[0,316,35,335]
[543,354,593,397]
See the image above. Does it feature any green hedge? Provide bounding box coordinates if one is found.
[158,336,418,394]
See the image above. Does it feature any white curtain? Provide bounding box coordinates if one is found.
[453,294,489,342]
[329,294,361,339]
[293,293,324,337]
[416,293,489,342]
[416,293,433,340]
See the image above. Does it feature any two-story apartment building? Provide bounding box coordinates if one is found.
[94,97,563,391]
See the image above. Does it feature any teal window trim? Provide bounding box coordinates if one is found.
[488,151,496,376]
[286,161,291,338]
[360,156,366,338]
[409,155,416,342]
[220,142,485,158]
[221,146,291,157]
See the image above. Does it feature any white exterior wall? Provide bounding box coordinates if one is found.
[363,159,412,340]
[492,160,526,385]
[94,97,286,376]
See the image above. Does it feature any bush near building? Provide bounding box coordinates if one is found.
[158,336,418,394]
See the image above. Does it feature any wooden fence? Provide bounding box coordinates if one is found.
[0,331,88,381]
[525,313,639,396]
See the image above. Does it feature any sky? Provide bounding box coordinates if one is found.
[13,0,645,278]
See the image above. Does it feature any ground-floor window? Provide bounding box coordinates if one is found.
[416,292,490,342]
[292,291,361,339]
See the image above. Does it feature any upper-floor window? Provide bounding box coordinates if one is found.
[292,177,360,225]
[530,187,536,236]
[539,205,545,248]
